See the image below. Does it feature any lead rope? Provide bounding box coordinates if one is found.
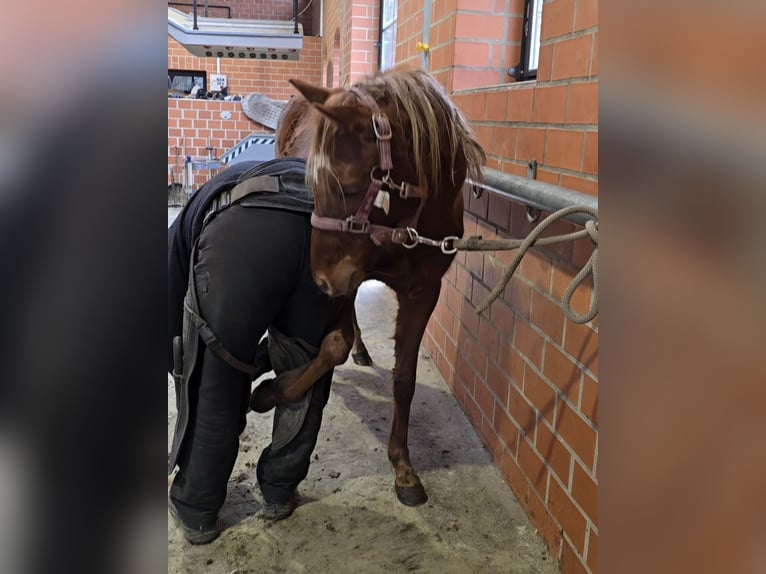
[409,205,598,323]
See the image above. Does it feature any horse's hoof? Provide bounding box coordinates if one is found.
[250,383,276,413]
[395,483,428,506]
[352,350,373,366]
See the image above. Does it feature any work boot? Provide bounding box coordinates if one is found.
[168,499,221,545]
[261,492,297,521]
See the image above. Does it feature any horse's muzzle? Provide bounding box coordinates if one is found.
[313,268,358,298]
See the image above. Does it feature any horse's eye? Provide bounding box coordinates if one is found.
[362,131,376,143]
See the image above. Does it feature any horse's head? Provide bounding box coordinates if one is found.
[290,69,485,297]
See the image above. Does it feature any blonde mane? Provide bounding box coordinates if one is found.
[307,69,485,208]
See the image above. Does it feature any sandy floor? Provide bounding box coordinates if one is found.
[167,209,557,574]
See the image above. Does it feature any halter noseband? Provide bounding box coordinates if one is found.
[310,85,426,246]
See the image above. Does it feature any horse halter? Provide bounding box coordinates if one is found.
[310,85,427,246]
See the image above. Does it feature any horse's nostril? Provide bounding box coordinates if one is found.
[317,278,331,295]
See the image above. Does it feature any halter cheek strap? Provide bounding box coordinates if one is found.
[346,86,393,225]
[310,85,429,246]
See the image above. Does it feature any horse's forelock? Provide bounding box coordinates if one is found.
[308,69,485,212]
[355,70,485,192]
[307,100,347,214]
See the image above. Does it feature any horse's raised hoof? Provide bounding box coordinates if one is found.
[250,380,277,413]
[352,350,373,366]
[395,483,428,506]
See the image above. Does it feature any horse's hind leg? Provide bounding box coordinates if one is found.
[350,297,373,366]
[387,283,441,506]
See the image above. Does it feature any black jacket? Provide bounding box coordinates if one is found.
[167,158,312,372]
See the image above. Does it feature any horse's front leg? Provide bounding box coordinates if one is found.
[388,282,441,506]
[250,303,354,412]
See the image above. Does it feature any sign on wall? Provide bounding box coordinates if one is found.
[210,73,228,92]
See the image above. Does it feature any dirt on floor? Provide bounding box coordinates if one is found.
[168,280,558,574]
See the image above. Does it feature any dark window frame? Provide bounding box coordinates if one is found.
[509,0,541,81]
[168,69,207,94]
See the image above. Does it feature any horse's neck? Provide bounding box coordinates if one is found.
[418,182,464,235]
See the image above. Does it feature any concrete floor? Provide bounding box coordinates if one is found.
[167,207,557,573]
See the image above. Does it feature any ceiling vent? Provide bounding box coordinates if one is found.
[168,8,303,60]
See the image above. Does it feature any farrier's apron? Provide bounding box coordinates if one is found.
[167,158,321,473]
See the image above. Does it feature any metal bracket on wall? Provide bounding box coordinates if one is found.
[525,159,541,222]
[526,159,538,179]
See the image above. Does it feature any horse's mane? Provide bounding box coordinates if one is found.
[308,69,485,199]
[275,95,313,158]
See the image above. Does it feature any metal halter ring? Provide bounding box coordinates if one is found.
[382,172,403,191]
[372,113,392,141]
[370,166,403,192]
[440,236,459,255]
[370,165,386,183]
[402,227,420,249]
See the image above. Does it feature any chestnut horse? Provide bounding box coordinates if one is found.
[272,91,374,366]
[252,69,485,505]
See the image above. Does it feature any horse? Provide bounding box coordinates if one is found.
[251,68,485,505]
[273,93,374,367]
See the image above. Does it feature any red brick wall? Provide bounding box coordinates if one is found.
[167,34,322,187]
[424,198,598,574]
[398,0,524,91]
[168,36,322,98]
[322,0,380,86]
[349,0,380,78]
[322,0,349,86]
[167,99,270,188]
[396,0,426,70]
[454,81,597,196]
[408,1,600,572]
[226,0,312,31]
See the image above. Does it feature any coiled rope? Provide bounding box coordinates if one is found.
[452,205,598,322]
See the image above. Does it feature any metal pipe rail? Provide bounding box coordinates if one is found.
[468,167,598,227]
[168,2,232,20]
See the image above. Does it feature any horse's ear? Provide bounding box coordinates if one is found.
[289,78,332,104]
[313,104,360,129]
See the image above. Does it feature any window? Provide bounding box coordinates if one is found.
[168,69,207,95]
[379,0,397,71]
[509,0,542,80]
